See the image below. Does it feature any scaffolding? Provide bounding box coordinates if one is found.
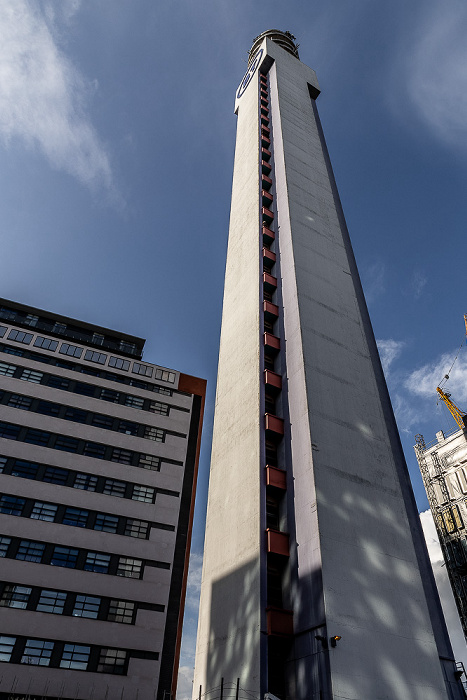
[415,432,467,640]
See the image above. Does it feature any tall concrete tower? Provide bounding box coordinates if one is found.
[193,30,464,700]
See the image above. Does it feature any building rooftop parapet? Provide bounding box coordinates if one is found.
[0,297,145,359]
[249,30,299,63]
[415,425,464,453]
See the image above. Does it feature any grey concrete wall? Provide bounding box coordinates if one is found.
[266,37,459,700]
[192,52,263,696]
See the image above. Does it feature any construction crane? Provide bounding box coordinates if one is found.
[436,387,467,430]
[435,313,467,430]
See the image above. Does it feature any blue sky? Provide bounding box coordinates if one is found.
[1,1,467,695]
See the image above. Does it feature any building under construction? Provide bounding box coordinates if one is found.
[415,340,467,641]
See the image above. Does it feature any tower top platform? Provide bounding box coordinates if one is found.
[249,30,299,62]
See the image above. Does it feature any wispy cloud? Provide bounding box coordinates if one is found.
[0,1,113,193]
[178,550,203,679]
[411,270,427,300]
[177,665,195,700]
[362,261,385,304]
[400,3,467,151]
[392,392,424,434]
[405,351,467,404]
[377,338,405,376]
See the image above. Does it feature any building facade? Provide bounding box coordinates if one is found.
[193,30,464,700]
[0,297,205,700]
[415,426,467,641]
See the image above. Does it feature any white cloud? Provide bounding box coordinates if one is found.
[405,351,467,404]
[177,665,195,700]
[0,0,113,192]
[411,270,427,300]
[177,550,203,686]
[362,261,385,304]
[402,3,467,151]
[392,392,422,434]
[377,338,405,376]
[420,510,467,667]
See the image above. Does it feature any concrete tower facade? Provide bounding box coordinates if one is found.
[193,31,464,700]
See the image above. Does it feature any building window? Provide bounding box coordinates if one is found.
[124,519,149,539]
[36,400,61,417]
[0,362,16,377]
[47,375,70,390]
[0,456,6,473]
[36,589,67,614]
[74,473,98,491]
[132,485,155,503]
[124,395,144,409]
[117,419,139,436]
[0,495,25,516]
[120,340,137,354]
[83,442,106,460]
[43,466,68,485]
[21,639,54,666]
[132,362,153,378]
[60,644,91,670]
[56,359,74,369]
[3,346,24,356]
[7,329,33,345]
[55,435,79,452]
[97,648,127,674]
[0,422,20,440]
[94,513,118,533]
[0,585,32,609]
[154,368,176,383]
[12,460,39,479]
[64,407,87,423]
[7,394,33,410]
[0,636,16,662]
[117,557,143,579]
[73,595,101,619]
[91,414,113,429]
[85,552,110,574]
[0,536,11,557]
[143,427,165,442]
[20,368,43,383]
[103,479,126,498]
[59,343,83,358]
[149,401,170,415]
[24,428,50,447]
[111,448,132,465]
[51,546,79,568]
[31,501,58,522]
[109,356,130,371]
[154,385,172,396]
[34,336,58,351]
[107,600,135,624]
[85,349,107,365]
[81,365,100,376]
[75,381,95,397]
[0,326,6,338]
[139,454,161,471]
[16,540,45,562]
[100,388,120,403]
[453,505,464,530]
[63,507,88,528]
